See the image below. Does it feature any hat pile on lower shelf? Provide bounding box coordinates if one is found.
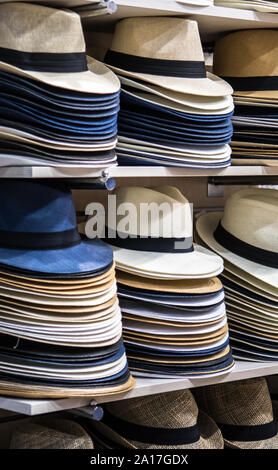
[196,188,278,362]
[102,17,234,169]
[0,180,134,398]
[214,29,278,166]
[0,2,120,169]
[105,185,234,377]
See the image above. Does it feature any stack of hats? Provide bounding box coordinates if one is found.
[82,389,225,449]
[104,186,234,377]
[0,180,135,398]
[213,29,278,166]
[196,188,278,362]
[102,17,234,169]
[193,377,278,449]
[215,0,278,12]
[0,2,120,169]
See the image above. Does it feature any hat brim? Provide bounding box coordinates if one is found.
[119,76,234,111]
[0,56,120,94]
[106,62,233,97]
[87,409,224,449]
[111,243,223,279]
[0,238,113,275]
[196,212,278,289]
[233,90,278,100]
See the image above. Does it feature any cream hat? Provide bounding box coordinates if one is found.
[88,389,224,449]
[193,377,278,449]
[196,188,278,288]
[103,186,223,279]
[0,2,119,93]
[104,17,232,97]
[213,29,278,100]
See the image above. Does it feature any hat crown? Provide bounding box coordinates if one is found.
[220,188,278,253]
[107,186,192,238]
[0,3,85,54]
[0,181,76,234]
[106,389,199,429]
[214,29,278,78]
[110,17,204,62]
[194,378,274,426]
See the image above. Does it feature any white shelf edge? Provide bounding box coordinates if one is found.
[0,361,278,416]
[111,166,278,178]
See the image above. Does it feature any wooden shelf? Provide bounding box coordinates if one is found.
[82,1,278,39]
[0,361,277,416]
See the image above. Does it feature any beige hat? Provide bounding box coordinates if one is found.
[105,186,223,279]
[193,377,278,449]
[104,17,232,97]
[10,418,94,449]
[214,29,278,100]
[89,389,224,449]
[196,188,278,288]
[0,2,119,93]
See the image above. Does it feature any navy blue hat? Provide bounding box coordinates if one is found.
[0,181,113,274]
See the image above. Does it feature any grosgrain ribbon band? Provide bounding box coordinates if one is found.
[220,75,278,92]
[217,420,277,442]
[0,47,88,73]
[0,227,81,250]
[105,229,193,253]
[102,409,201,445]
[105,50,207,78]
[214,222,278,268]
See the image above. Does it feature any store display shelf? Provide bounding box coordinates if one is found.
[0,361,277,416]
[1,165,278,179]
[83,1,278,38]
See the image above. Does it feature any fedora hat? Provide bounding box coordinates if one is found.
[193,377,278,449]
[196,188,278,288]
[104,17,232,97]
[213,29,278,100]
[0,2,120,94]
[104,186,223,279]
[87,389,224,448]
[10,418,94,449]
[0,180,113,275]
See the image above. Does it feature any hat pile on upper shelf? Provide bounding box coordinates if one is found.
[196,188,278,362]
[0,180,135,398]
[102,185,234,378]
[214,29,278,166]
[102,17,234,169]
[215,0,278,12]
[0,2,120,169]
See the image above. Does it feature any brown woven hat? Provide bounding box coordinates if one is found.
[0,2,119,94]
[193,377,278,449]
[213,29,278,100]
[89,389,224,449]
[9,418,94,449]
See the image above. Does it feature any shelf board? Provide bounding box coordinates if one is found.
[82,1,278,39]
[0,361,277,416]
[0,166,110,179]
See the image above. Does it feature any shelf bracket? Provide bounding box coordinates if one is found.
[68,401,104,421]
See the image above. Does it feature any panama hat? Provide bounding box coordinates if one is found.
[213,29,278,100]
[0,3,120,94]
[10,418,94,449]
[104,186,223,279]
[196,188,278,288]
[193,377,278,449]
[104,17,232,97]
[0,180,114,275]
[87,389,224,448]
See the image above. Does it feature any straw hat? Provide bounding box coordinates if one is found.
[104,17,232,97]
[9,418,94,449]
[213,29,278,99]
[193,377,278,449]
[196,188,278,288]
[104,186,223,278]
[88,389,224,448]
[0,2,119,93]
